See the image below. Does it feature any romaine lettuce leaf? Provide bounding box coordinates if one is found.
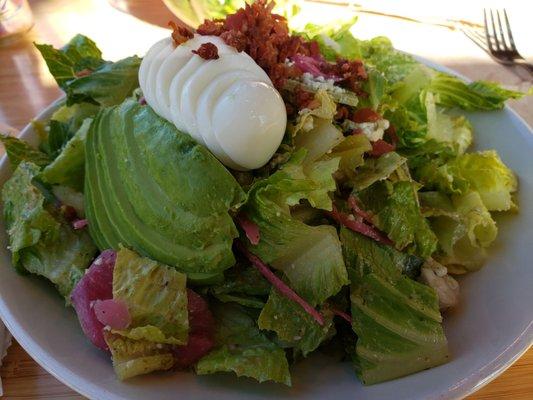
[196,303,291,385]
[448,151,517,211]
[0,135,50,170]
[243,153,348,305]
[329,134,372,182]
[428,73,525,110]
[258,287,335,356]
[40,118,92,191]
[1,162,96,298]
[340,228,449,385]
[104,331,174,380]
[112,247,189,345]
[422,191,497,273]
[352,151,406,191]
[358,180,438,258]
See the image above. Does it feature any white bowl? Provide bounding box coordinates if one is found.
[0,65,531,399]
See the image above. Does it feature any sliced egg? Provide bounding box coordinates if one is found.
[212,81,286,170]
[138,37,170,90]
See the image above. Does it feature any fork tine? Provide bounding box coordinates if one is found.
[489,9,501,50]
[503,9,517,51]
[495,10,509,51]
[461,27,489,54]
[483,9,495,52]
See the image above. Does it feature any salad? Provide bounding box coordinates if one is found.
[0,0,526,387]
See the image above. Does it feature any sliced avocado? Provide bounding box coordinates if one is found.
[340,227,449,384]
[84,100,245,281]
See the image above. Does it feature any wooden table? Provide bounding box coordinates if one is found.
[0,0,531,398]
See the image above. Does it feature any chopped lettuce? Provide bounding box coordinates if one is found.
[207,265,270,309]
[448,151,517,212]
[40,118,92,191]
[36,35,141,106]
[196,303,291,385]
[422,191,497,273]
[341,228,449,384]
[34,34,105,89]
[352,151,406,191]
[329,134,372,182]
[112,247,189,344]
[358,180,438,258]
[1,162,96,298]
[428,73,525,111]
[104,331,174,380]
[0,135,50,170]
[258,287,335,356]
[243,152,348,305]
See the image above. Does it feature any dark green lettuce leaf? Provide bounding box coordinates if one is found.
[258,287,335,357]
[1,162,96,299]
[196,303,291,385]
[0,135,51,170]
[340,228,449,385]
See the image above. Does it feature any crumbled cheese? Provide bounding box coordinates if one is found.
[301,72,344,95]
[343,118,390,142]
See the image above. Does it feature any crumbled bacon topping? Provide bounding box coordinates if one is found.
[196,0,317,89]
[192,42,219,60]
[168,21,194,47]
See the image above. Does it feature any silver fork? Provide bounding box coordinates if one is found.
[462,9,533,78]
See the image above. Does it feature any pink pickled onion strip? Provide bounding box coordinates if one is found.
[234,240,324,326]
[328,206,393,246]
[93,299,131,330]
[236,214,260,245]
[73,219,88,230]
[291,54,341,82]
[347,196,373,224]
[331,308,352,324]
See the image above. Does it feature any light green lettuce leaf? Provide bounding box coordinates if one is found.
[258,287,335,356]
[104,331,174,380]
[425,92,473,154]
[196,303,291,386]
[112,247,188,345]
[428,73,525,111]
[1,162,96,298]
[40,118,92,191]
[340,228,449,385]
[352,152,406,191]
[329,134,372,183]
[358,180,438,258]
[243,153,348,305]
[423,191,497,274]
[448,150,517,212]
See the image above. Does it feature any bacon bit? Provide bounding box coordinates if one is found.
[294,87,316,110]
[384,124,399,146]
[73,219,88,230]
[235,213,260,245]
[60,204,78,222]
[75,69,92,78]
[196,0,316,89]
[328,205,393,246]
[235,240,324,326]
[370,139,396,157]
[192,43,219,60]
[335,106,350,121]
[347,196,373,224]
[352,107,381,123]
[168,21,194,47]
[331,308,352,324]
